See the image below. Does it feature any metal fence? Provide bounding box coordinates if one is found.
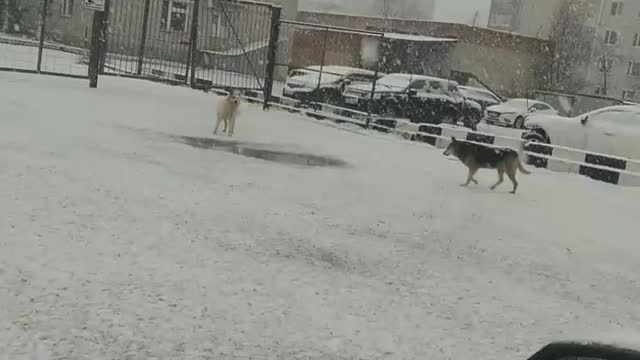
[273,20,384,114]
[103,0,278,92]
[0,0,90,78]
[0,0,280,96]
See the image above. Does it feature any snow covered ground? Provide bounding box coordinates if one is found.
[1,72,640,360]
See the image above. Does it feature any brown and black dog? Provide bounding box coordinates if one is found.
[443,137,531,194]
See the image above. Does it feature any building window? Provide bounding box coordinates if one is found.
[634,33,640,47]
[488,0,515,28]
[622,90,636,100]
[627,62,640,76]
[604,30,618,45]
[611,1,623,16]
[61,0,74,16]
[162,0,190,32]
[599,58,613,72]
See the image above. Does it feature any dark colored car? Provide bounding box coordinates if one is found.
[459,85,503,112]
[342,73,483,129]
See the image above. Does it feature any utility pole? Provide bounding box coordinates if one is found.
[602,52,608,96]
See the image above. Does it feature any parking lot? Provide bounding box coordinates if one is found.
[2,72,640,359]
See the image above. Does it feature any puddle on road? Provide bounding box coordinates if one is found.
[175,135,349,168]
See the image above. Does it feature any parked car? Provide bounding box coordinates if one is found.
[282,66,381,105]
[485,98,557,129]
[523,105,640,159]
[342,73,483,128]
[459,85,503,111]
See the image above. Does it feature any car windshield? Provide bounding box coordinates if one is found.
[502,99,535,109]
[460,88,499,103]
[3,1,638,359]
[289,69,343,85]
[376,74,414,89]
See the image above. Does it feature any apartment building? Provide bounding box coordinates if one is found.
[488,0,640,101]
[590,0,640,101]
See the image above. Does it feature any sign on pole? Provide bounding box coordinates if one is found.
[84,0,105,11]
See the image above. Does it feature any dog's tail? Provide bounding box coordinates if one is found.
[518,158,531,175]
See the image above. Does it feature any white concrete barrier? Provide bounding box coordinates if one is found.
[256,92,640,187]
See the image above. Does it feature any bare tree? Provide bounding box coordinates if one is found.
[1,0,9,32]
[548,0,593,92]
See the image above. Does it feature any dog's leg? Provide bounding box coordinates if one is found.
[461,167,478,187]
[507,167,518,194]
[222,118,228,133]
[228,115,235,137]
[213,117,221,135]
[491,169,504,190]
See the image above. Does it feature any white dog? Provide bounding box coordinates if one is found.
[214,93,241,137]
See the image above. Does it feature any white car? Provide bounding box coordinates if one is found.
[485,98,557,128]
[523,105,640,160]
[282,66,380,104]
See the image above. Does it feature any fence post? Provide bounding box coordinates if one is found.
[137,0,152,76]
[188,0,200,87]
[263,6,282,109]
[89,7,108,88]
[366,35,383,128]
[316,27,328,92]
[36,0,49,73]
[98,0,111,74]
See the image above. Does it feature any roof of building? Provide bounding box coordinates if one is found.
[383,32,458,42]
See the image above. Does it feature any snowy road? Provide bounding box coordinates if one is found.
[1,72,640,359]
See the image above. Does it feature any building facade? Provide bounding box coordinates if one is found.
[488,0,640,101]
[588,0,640,101]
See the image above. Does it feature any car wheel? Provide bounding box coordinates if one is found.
[465,112,480,130]
[514,116,525,129]
[523,130,549,144]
